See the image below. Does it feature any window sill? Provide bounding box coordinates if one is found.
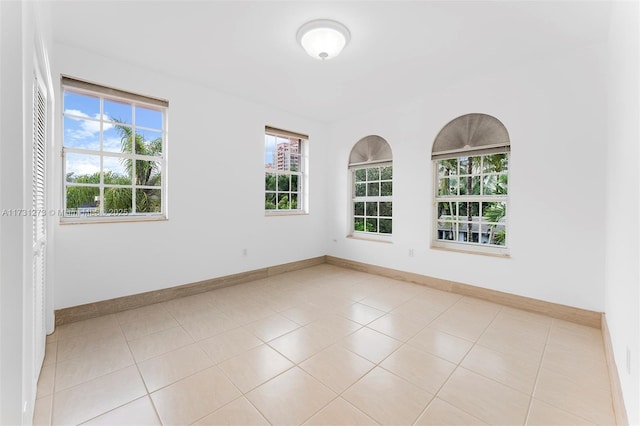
[60,215,167,225]
[265,211,308,217]
[431,241,510,258]
[347,233,393,244]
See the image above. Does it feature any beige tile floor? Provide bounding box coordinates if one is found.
[33,264,616,425]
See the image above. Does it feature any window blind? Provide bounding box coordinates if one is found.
[61,75,169,108]
[432,113,510,160]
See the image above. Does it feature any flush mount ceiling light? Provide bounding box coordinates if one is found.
[296,19,351,60]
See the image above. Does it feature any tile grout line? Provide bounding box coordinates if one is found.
[46,338,59,426]
[522,316,554,425]
[410,303,504,425]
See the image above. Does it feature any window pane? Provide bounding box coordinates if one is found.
[471,156,481,174]
[440,177,458,196]
[104,187,132,214]
[65,186,99,216]
[482,175,497,195]
[290,153,300,172]
[457,202,480,219]
[438,227,455,241]
[103,125,129,153]
[456,201,467,219]
[437,202,454,218]
[498,174,508,194]
[277,174,290,191]
[366,218,378,233]
[367,167,379,181]
[277,193,291,209]
[470,176,481,195]
[265,135,276,168]
[104,99,132,125]
[459,176,474,195]
[379,218,392,234]
[354,202,364,216]
[290,193,299,209]
[469,202,480,216]
[483,153,507,173]
[355,183,366,197]
[483,201,506,224]
[272,137,299,172]
[136,106,163,130]
[366,202,378,217]
[381,166,392,180]
[265,193,276,209]
[367,182,379,196]
[380,181,392,196]
[458,157,469,175]
[380,202,392,217]
[135,130,162,156]
[136,188,160,213]
[354,218,365,231]
[63,117,100,150]
[64,91,100,117]
[103,156,131,185]
[66,153,100,182]
[437,218,454,236]
[469,226,480,242]
[355,169,366,182]
[438,159,457,177]
[458,222,472,242]
[265,173,276,191]
[291,174,299,191]
[134,160,162,186]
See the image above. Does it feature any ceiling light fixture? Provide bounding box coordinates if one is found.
[296,19,351,60]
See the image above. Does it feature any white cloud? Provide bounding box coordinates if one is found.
[68,154,100,176]
[103,137,123,152]
[64,110,114,140]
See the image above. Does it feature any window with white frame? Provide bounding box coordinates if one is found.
[349,135,393,236]
[61,77,168,222]
[432,113,510,254]
[264,126,307,213]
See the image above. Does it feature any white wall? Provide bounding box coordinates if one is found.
[604,1,640,423]
[0,3,25,423]
[0,1,53,423]
[52,44,329,309]
[326,43,608,312]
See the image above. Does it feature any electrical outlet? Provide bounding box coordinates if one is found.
[242,248,247,256]
[408,248,414,257]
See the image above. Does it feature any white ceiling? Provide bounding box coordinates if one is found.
[49,1,612,123]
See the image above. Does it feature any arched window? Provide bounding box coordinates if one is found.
[349,135,393,236]
[432,113,510,254]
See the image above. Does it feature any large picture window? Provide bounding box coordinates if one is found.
[432,114,510,254]
[349,135,393,237]
[61,77,168,222]
[265,126,307,213]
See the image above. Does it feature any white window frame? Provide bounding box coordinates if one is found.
[432,153,509,256]
[61,77,168,223]
[350,163,393,239]
[264,126,308,215]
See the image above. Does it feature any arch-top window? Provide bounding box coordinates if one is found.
[432,113,510,255]
[349,135,393,236]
